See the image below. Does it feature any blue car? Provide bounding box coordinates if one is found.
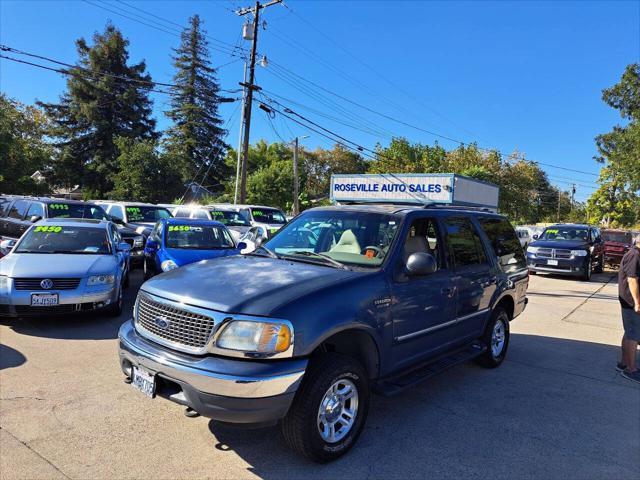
[143,218,245,279]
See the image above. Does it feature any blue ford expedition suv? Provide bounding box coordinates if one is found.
[118,203,528,462]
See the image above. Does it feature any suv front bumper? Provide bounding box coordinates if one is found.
[118,320,307,424]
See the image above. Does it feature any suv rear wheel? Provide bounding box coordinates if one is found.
[281,353,370,463]
[475,308,510,368]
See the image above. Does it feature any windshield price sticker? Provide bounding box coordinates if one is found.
[49,204,69,210]
[211,211,225,217]
[126,207,141,213]
[546,229,559,235]
[252,210,264,216]
[34,226,62,233]
[168,225,202,232]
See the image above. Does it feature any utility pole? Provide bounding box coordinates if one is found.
[557,190,561,222]
[293,137,299,215]
[234,61,247,205]
[570,184,576,212]
[236,0,282,203]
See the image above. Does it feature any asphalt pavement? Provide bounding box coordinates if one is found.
[1,270,638,479]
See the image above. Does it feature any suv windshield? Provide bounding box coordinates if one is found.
[16,226,111,254]
[264,210,400,267]
[47,203,108,220]
[165,225,235,250]
[209,209,251,227]
[602,231,632,244]
[125,206,171,222]
[251,208,286,225]
[540,226,589,242]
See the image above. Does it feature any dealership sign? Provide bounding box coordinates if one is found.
[330,173,499,210]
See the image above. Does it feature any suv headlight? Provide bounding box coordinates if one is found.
[216,321,292,354]
[88,274,115,286]
[527,246,540,254]
[161,260,178,272]
[133,236,144,248]
[570,250,588,257]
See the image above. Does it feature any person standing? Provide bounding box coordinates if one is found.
[618,232,640,383]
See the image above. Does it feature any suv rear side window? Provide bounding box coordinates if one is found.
[8,200,29,219]
[444,216,487,268]
[478,217,526,273]
[0,198,12,217]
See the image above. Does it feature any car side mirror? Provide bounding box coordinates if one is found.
[109,215,125,225]
[0,239,16,254]
[146,239,158,250]
[532,234,539,240]
[237,242,247,251]
[406,252,438,276]
[30,215,42,223]
[117,242,131,253]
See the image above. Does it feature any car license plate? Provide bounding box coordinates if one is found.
[131,366,156,398]
[30,293,59,307]
[547,259,559,266]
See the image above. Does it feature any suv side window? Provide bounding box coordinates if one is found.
[478,217,526,273]
[26,202,44,219]
[443,216,487,268]
[403,218,443,268]
[0,198,11,217]
[8,200,29,220]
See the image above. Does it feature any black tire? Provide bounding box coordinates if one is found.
[106,284,123,317]
[581,256,592,281]
[529,270,537,275]
[281,353,370,463]
[143,258,153,280]
[594,254,604,274]
[475,308,510,368]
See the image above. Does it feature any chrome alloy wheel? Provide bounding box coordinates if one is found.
[491,319,506,358]
[317,378,359,443]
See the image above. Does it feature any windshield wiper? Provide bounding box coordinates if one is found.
[248,245,280,259]
[285,251,349,270]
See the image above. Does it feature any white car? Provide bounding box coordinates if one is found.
[171,205,253,242]
[211,204,288,237]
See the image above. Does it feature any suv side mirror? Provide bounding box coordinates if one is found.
[532,234,539,240]
[30,215,42,223]
[145,239,158,251]
[406,252,437,276]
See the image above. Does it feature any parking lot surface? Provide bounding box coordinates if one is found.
[1,271,639,479]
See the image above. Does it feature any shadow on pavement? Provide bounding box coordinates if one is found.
[0,270,144,341]
[0,343,27,370]
[206,333,638,479]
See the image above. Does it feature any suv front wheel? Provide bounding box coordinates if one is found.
[281,353,370,463]
[475,308,510,368]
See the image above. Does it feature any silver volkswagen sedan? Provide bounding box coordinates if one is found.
[0,219,130,317]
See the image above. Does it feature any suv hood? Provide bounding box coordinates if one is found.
[530,240,589,250]
[140,254,362,316]
[1,253,116,278]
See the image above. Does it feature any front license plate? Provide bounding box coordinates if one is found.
[547,259,559,266]
[131,366,156,398]
[30,293,59,306]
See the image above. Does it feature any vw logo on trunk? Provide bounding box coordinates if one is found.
[154,316,170,330]
[40,279,53,290]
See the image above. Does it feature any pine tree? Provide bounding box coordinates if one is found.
[40,24,157,197]
[165,15,228,191]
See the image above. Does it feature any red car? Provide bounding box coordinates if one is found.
[602,229,633,268]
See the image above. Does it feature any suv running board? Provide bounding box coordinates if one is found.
[374,341,487,397]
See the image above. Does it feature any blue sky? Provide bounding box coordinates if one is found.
[1,0,639,201]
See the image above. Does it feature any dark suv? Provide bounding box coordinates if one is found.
[526,223,604,280]
[118,204,528,462]
[0,196,145,265]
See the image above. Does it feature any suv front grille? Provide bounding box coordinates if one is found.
[135,294,216,353]
[535,248,572,259]
[14,278,81,290]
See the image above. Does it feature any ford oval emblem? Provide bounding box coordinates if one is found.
[40,279,53,290]
[154,316,170,330]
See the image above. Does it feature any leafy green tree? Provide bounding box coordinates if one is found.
[165,15,228,189]
[0,95,52,195]
[39,24,157,197]
[369,138,446,173]
[109,138,183,203]
[304,144,366,200]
